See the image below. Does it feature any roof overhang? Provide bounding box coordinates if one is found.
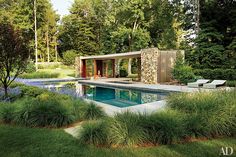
[80,51,141,60]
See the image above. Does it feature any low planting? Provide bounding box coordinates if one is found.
[16,97,75,127]
[108,112,146,147]
[80,103,106,120]
[19,71,60,79]
[0,102,17,123]
[79,90,236,147]
[0,85,97,128]
[140,110,185,145]
[167,90,236,137]
[79,120,109,146]
[226,80,236,87]
[79,111,186,147]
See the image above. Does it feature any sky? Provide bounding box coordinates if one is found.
[51,0,73,17]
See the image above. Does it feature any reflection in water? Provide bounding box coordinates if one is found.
[36,81,170,108]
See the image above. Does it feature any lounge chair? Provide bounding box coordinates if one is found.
[203,80,226,89]
[187,79,210,88]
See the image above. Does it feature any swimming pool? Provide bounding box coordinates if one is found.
[31,81,173,108]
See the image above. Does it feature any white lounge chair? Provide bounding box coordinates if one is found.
[187,79,210,88]
[203,80,226,89]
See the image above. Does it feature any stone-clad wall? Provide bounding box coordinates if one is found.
[141,48,183,84]
[141,48,159,84]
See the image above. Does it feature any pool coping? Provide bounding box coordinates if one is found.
[78,80,195,93]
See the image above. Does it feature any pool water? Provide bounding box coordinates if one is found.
[83,86,169,108]
[32,81,172,108]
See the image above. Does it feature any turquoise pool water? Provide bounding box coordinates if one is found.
[32,81,172,108]
[83,85,170,108]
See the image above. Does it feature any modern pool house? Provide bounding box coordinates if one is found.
[75,48,183,84]
[70,48,186,114]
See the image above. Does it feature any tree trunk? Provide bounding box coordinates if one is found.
[3,84,8,98]
[34,0,38,71]
[55,37,58,62]
[128,58,132,76]
[46,28,50,63]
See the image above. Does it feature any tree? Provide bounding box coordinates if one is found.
[59,0,180,56]
[193,22,225,69]
[0,21,29,97]
[59,0,98,56]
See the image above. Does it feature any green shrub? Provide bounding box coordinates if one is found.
[194,69,236,80]
[80,103,106,120]
[25,61,36,73]
[119,69,128,77]
[16,97,75,127]
[0,102,16,123]
[19,71,60,79]
[172,52,196,84]
[19,85,46,97]
[79,120,108,145]
[226,80,236,87]
[63,50,77,66]
[108,111,145,147]
[9,82,25,88]
[172,65,196,84]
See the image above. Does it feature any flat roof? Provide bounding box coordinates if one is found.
[80,51,141,60]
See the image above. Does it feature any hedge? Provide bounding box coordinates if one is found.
[194,69,236,80]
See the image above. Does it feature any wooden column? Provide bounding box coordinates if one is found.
[82,60,86,78]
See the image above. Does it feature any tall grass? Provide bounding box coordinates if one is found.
[19,71,60,79]
[79,120,108,146]
[0,102,16,123]
[78,90,236,147]
[167,90,236,138]
[16,97,75,127]
[108,111,146,147]
[140,110,185,145]
[80,103,106,120]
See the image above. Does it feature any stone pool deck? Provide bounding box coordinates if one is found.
[78,78,208,93]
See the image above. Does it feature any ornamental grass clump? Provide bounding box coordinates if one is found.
[0,102,17,123]
[16,97,75,127]
[167,90,236,138]
[79,120,109,146]
[80,103,106,120]
[140,110,185,145]
[108,111,146,147]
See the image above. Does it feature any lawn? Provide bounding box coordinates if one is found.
[38,68,75,78]
[0,124,235,157]
[19,64,75,79]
